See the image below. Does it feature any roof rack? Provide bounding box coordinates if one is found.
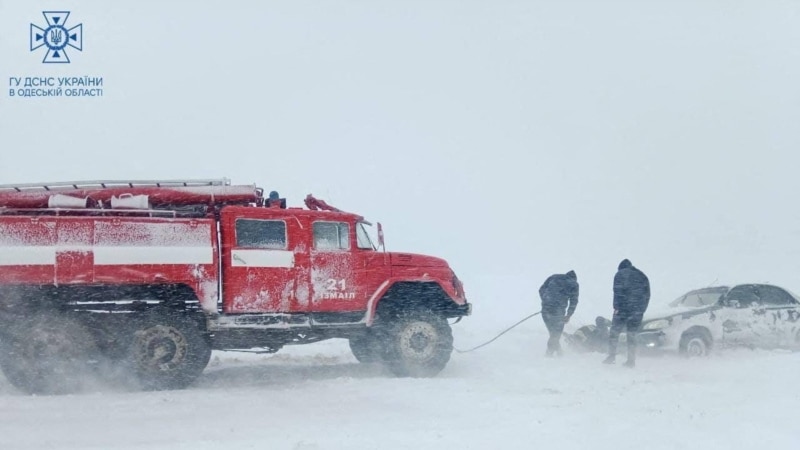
[0,178,261,211]
[0,178,231,193]
[0,207,183,218]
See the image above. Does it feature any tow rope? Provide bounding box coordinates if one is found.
[454,311,542,353]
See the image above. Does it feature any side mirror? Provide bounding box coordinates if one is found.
[377,222,385,252]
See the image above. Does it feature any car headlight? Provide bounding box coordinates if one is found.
[642,319,671,331]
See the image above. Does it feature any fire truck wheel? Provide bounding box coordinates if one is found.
[127,311,211,390]
[0,314,98,395]
[384,310,453,377]
[349,331,384,363]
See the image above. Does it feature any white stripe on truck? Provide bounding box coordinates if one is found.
[0,245,213,266]
[93,246,213,265]
[0,246,57,265]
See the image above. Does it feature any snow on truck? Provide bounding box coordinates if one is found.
[0,178,470,394]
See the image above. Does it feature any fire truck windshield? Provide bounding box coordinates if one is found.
[356,222,376,250]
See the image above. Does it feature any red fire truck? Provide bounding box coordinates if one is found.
[0,178,470,394]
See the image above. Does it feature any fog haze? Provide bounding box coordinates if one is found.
[2,1,799,321]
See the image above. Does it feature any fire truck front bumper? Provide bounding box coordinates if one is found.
[454,302,472,317]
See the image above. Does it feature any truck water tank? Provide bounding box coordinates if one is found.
[111,194,150,209]
[48,194,88,208]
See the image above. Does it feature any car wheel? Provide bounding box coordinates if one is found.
[679,330,712,358]
[126,309,211,390]
[0,313,98,395]
[384,309,453,377]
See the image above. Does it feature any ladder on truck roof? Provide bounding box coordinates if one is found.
[0,178,231,193]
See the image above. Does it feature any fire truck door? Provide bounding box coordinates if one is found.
[222,214,301,314]
[309,221,364,312]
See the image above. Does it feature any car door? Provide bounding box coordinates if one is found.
[309,220,368,314]
[353,221,391,310]
[750,285,800,348]
[221,209,303,314]
[720,285,761,346]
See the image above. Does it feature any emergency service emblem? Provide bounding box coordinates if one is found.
[30,11,83,63]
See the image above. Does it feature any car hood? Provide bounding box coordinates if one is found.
[643,304,721,322]
[388,252,449,267]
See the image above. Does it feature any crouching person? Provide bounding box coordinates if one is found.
[566,316,611,353]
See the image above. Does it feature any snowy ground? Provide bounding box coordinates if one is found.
[0,308,798,450]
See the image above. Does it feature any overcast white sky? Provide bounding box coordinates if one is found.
[1,1,799,322]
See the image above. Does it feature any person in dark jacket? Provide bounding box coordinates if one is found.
[538,270,579,357]
[603,259,650,367]
[566,316,611,353]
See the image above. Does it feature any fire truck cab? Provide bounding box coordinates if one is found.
[0,178,470,394]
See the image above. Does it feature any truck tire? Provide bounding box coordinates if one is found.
[349,331,384,363]
[383,310,453,377]
[0,314,98,395]
[679,329,712,358]
[127,310,211,390]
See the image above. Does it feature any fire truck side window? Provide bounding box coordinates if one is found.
[235,219,287,249]
[313,221,350,250]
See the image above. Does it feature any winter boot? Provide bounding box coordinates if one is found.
[624,338,637,368]
[602,355,615,364]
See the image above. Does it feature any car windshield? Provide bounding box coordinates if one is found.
[784,288,800,304]
[668,287,729,308]
[356,222,376,250]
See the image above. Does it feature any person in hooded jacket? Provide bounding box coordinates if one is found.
[538,270,579,357]
[603,259,650,367]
